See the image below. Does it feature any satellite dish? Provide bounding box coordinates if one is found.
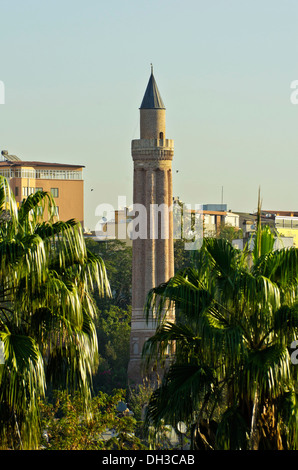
[117,401,127,413]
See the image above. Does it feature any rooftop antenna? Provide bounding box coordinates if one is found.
[151,63,153,74]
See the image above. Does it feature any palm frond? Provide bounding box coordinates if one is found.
[216,405,248,450]
[145,268,212,324]
[0,176,111,448]
[17,190,55,229]
[0,331,45,413]
[142,320,201,368]
[241,345,291,400]
[145,363,216,429]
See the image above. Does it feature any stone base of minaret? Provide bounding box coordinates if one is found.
[127,308,156,385]
[127,306,175,386]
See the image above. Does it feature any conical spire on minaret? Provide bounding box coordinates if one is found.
[140,65,165,109]
[139,66,166,139]
[128,68,175,384]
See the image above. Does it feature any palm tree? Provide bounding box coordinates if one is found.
[142,199,298,450]
[0,176,110,449]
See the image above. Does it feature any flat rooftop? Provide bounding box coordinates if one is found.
[0,161,84,169]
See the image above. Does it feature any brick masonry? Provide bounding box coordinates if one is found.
[127,113,175,384]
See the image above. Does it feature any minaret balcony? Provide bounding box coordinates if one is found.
[132,138,173,149]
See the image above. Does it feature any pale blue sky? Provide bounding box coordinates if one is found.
[1,0,298,229]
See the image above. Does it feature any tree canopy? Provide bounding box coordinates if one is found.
[142,209,298,450]
[0,176,110,449]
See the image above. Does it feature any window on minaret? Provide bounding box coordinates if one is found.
[159,132,164,139]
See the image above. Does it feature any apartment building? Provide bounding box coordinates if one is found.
[0,150,84,226]
[261,210,298,247]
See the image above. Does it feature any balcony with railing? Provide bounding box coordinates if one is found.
[0,168,83,180]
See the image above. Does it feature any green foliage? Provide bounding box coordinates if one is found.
[84,240,133,393]
[0,177,110,449]
[218,223,243,242]
[128,379,155,423]
[174,239,193,273]
[128,380,187,450]
[143,223,298,450]
[85,239,132,310]
[93,306,131,394]
[40,389,144,450]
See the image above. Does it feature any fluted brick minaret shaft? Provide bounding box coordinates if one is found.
[128,68,174,384]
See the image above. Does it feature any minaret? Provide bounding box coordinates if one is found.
[128,67,174,384]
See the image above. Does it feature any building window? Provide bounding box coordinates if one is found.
[35,187,43,192]
[22,187,35,197]
[284,219,292,228]
[275,218,283,228]
[52,206,59,216]
[0,168,82,180]
[0,169,12,178]
[14,169,35,179]
[15,186,19,196]
[51,188,59,198]
[35,169,82,180]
